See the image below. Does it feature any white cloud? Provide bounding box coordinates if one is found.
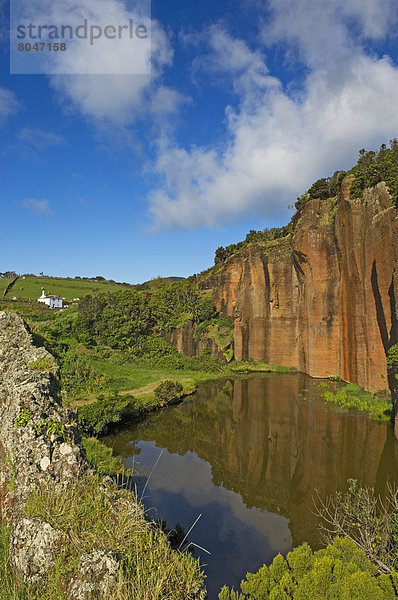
[149,2,398,229]
[0,88,19,121]
[21,198,54,217]
[12,0,178,126]
[18,127,64,150]
[43,0,175,125]
[263,0,398,67]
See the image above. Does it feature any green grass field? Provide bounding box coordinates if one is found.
[69,357,295,409]
[8,277,131,302]
[70,358,223,407]
[0,278,13,296]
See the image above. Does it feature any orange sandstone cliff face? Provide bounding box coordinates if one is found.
[200,180,398,394]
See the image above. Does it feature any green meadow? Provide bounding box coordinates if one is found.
[8,277,131,302]
[0,278,13,296]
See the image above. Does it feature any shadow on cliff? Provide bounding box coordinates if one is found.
[371,260,398,422]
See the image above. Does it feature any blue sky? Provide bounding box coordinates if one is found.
[1,0,398,283]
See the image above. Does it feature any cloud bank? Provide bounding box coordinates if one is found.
[149,0,398,229]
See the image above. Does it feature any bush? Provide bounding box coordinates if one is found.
[60,350,110,396]
[349,141,398,206]
[154,381,184,406]
[78,394,136,435]
[218,537,397,600]
[316,479,398,574]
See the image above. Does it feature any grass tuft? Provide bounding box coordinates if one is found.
[28,357,56,372]
[82,436,127,476]
[22,474,204,599]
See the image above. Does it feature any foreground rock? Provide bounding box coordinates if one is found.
[0,311,207,599]
[0,312,86,515]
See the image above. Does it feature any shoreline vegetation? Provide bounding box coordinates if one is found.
[0,295,394,438]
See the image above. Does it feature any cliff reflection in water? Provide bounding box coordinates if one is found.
[105,374,398,550]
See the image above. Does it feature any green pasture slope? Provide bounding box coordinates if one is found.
[0,278,13,296]
[9,277,131,302]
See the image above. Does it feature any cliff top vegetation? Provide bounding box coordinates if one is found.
[210,139,398,269]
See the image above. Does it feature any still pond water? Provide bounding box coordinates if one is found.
[102,374,398,599]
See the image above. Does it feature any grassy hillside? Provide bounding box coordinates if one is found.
[8,277,131,302]
[0,278,13,296]
[5,275,185,302]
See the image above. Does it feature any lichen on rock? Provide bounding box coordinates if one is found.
[11,517,63,584]
[0,311,207,599]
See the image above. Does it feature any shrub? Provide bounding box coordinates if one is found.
[315,479,398,574]
[154,381,184,406]
[218,537,397,600]
[60,350,110,396]
[349,141,398,206]
[78,394,136,435]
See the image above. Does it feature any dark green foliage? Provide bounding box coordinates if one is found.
[215,246,228,264]
[349,141,398,205]
[154,380,184,405]
[213,242,245,264]
[307,171,347,200]
[78,393,136,435]
[75,279,216,346]
[295,193,310,212]
[60,350,110,395]
[387,344,398,371]
[294,171,346,211]
[246,225,293,243]
[218,537,397,600]
[77,289,153,348]
[149,279,217,331]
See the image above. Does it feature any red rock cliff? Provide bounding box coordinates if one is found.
[200,180,398,393]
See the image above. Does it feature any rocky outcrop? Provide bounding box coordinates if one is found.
[0,311,207,599]
[199,181,398,398]
[0,312,89,586]
[0,312,86,515]
[164,320,227,362]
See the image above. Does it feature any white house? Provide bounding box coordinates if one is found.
[37,289,64,309]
